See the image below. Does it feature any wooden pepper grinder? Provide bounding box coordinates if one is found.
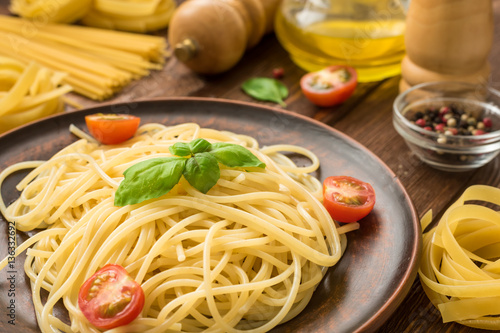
[400,0,494,91]
[168,0,281,75]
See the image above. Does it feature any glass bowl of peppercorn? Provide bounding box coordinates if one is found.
[393,81,500,172]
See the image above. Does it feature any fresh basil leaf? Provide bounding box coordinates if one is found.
[189,138,212,154]
[276,81,288,99]
[183,152,220,194]
[169,142,191,157]
[115,138,266,205]
[210,143,266,168]
[114,157,186,206]
[241,78,288,107]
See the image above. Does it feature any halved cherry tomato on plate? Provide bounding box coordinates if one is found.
[78,264,145,330]
[85,113,140,145]
[300,65,357,107]
[323,176,375,223]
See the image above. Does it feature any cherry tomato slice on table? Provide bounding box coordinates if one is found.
[300,65,357,107]
[323,176,375,223]
[78,264,145,330]
[85,113,140,145]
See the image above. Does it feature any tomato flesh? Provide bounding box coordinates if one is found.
[78,264,145,330]
[323,176,375,223]
[85,113,140,145]
[300,65,357,107]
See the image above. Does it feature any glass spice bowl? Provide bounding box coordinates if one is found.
[393,81,500,172]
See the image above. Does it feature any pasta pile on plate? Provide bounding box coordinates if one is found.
[0,56,71,134]
[0,123,350,332]
[419,185,500,330]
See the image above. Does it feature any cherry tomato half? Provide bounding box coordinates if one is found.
[85,114,140,145]
[323,176,375,223]
[300,65,357,107]
[78,264,145,330]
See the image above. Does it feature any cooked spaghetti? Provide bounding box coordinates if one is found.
[0,123,350,332]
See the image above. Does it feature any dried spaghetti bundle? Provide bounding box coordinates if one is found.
[0,15,167,100]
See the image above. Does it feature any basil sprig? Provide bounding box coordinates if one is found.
[241,78,288,107]
[114,139,265,206]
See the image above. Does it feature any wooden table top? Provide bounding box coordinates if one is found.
[1,0,500,332]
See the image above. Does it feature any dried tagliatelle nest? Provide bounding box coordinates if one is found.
[0,57,72,134]
[9,0,176,32]
[419,185,500,330]
[81,0,177,32]
[10,0,92,23]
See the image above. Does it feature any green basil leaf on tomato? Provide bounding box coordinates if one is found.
[323,176,375,223]
[78,264,145,330]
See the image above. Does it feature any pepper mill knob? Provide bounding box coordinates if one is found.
[400,0,494,91]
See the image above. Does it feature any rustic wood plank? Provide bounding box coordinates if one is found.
[0,0,6,14]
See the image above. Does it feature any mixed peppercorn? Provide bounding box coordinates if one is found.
[410,105,493,142]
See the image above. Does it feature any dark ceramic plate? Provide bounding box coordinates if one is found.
[0,98,420,333]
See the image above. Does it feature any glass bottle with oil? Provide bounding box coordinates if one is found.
[275,0,409,82]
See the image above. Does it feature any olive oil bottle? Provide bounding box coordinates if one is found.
[275,0,408,82]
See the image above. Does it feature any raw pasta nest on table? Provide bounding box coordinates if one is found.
[10,0,92,23]
[81,0,177,32]
[9,0,176,32]
[0,123,351,333]
[419,185,500,330]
